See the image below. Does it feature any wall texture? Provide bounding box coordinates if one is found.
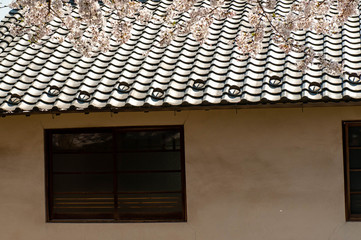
[0,106,360,240]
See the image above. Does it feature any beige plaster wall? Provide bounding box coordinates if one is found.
[1,106,361,240]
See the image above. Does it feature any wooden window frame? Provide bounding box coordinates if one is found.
[343,121,361,221]
[45,125,187,223]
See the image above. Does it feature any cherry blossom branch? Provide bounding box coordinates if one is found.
[4,0,360,74]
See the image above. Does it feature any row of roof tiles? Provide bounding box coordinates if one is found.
[0,0,361,114]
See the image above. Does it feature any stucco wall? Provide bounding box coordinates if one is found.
[1,106,361,240]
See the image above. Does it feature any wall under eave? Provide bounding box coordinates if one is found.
[0,106,361,240]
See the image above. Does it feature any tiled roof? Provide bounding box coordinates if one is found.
[0,0,361,115]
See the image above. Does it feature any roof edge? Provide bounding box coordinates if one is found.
[2,100,361,117]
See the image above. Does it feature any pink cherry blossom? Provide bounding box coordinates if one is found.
[2,0,359,75]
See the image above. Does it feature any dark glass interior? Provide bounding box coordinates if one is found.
[53,153,113,172]
[349,149,361,169]
[351,194,361,214]
[118,172,182,192]
[116,131,180,151]
[53,173,114,192]
[117,152,181,171]
[349,127,361,147]
[350,172,361,191]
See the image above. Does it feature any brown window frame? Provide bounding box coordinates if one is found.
[45,125,187,223]
[343,121,361,221]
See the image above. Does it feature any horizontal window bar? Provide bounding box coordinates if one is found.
[53,170,182,174]
[116,149,181,153]
[53,172,114,174]
[55,202,114,205]
[54,192,115,194]
[53,149,182,154]
[118,206,178,209]
[53,191,183,194]
[350,192,361,194]
[118,196,180,200]
[54,206,114,209]
[52,151,113,154]
[349,147,361,150]
[55,197,114,200]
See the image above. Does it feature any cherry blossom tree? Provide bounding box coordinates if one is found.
[2,0,360,74]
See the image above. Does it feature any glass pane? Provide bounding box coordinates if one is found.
[117,193,184,220]
[52,133,112,152]
[349,127,361,147]
[117,130,180,151]
[351,194,361,214]
[350,149,361,169]
[118,152,181,171]
[53,153,113,172]
[118,172,182,192]
[52,193,114,215]
[53,174,113,192]
[350,172,361,191]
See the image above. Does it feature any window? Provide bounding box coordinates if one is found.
[45,126,186,222]
[343,121,361,221]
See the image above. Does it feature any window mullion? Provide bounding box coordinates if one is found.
[345,123,351,220]
[47,131,55,221]
[180,127,187,220]
[112,130,119,220]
